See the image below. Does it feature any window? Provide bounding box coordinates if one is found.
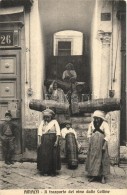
[54,30,83,56]
[58,41,71,56]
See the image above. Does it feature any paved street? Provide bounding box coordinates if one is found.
[0,161,127,190]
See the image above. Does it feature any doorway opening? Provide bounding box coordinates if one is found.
[44,30,91,116]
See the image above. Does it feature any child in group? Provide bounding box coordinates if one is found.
[61,120,80,168]
[61,120,77,140]
[85,110,110,184]
[0,111,17,165]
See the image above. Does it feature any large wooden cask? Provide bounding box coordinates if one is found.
[44,79,71,92]
[65,133,78,169]
[29,99,69,114]
[72,98,121,114]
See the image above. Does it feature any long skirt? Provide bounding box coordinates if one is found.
[85,131,110,176]
[65,133,78,169]
[37,133,61,175]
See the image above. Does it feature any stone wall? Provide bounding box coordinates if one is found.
[106,111,120,164]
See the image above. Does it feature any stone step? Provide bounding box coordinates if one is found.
[71,117,91,123]
[74,128,88,133]
[76,130,87,137]
[73,128,88,133]
[77,136,88,141]
[72,123,89,130]
[78,143,89,152]
[83,113,92,117]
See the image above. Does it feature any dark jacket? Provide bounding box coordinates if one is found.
[0,121,17,137]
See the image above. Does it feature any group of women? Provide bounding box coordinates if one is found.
[37,108,110,184]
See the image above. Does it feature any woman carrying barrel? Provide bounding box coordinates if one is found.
[37,108,61,176]
[85,110,110,184]
[61,120,79,169]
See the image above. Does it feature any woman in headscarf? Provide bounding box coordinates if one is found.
[48,80,68,103]
[37,108,61,176]
[62,63,77,82]
[85,110,110,184]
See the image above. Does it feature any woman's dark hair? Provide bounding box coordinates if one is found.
[65,63,74,70]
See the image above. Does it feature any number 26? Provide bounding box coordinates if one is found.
[0,35,11,44]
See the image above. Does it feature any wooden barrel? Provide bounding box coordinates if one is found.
[72,98,121,114]
[44,79,71,92]
[29,99,69,114]
[65,133,78,169]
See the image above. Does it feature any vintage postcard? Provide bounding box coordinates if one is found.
[0,0,126,195]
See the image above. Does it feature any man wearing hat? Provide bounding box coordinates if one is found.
[85,110,110,184]
[0,111,17,165]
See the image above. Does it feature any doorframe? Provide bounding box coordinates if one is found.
[120,12,126,146]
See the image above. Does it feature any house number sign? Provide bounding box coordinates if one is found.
[0,31,13,46]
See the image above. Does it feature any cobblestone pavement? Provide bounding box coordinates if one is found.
[0,161,127,190]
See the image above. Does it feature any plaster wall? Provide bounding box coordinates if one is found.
[91,0,121,164]
[22,0,45,159]
[91,0,121,99]
[23,0,44,129]
[38,0,95,61]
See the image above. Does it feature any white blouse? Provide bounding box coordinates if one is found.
[61,127,77,139]
[62,70,77,80]
[38,119,61,136]
[87,121,110,142]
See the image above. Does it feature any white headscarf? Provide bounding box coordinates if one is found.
[93,110,106,121]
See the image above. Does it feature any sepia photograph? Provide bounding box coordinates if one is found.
[0,0,126,194]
